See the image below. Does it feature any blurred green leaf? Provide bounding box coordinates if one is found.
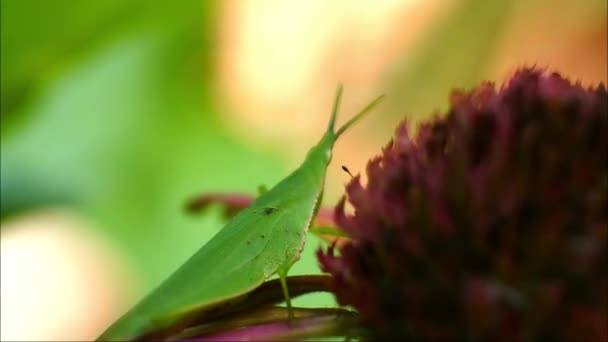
[0,0,287,292]
[1,0,136,118]
[385,0,512,126]
[0,166,77,220]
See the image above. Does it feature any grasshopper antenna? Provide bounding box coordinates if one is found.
[327,83,343,134]
[335,93,385,138]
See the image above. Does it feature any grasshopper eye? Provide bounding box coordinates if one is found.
[325,150,332,163]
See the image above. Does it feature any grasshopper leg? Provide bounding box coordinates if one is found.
[277,268,294,321]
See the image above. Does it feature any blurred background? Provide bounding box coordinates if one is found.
[1,0,606,340]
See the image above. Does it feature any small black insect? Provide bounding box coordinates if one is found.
[342,165,354,178]
[263,207,276,215]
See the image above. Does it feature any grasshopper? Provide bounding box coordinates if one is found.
[98,85,384,341]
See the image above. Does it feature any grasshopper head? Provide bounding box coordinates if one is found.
[327,84,385,140]
[305,85,385,167]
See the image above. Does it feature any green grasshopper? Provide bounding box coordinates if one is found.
[98,85,384,341]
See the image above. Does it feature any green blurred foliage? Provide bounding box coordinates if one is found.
[1,0,287,291]
[391,0,511,112]
[384,0,512,133]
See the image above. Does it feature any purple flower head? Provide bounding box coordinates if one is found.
[318,68,607,341]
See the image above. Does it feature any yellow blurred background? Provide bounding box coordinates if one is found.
[1,0,606,340]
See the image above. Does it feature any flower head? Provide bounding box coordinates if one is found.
[318,68,607,341]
